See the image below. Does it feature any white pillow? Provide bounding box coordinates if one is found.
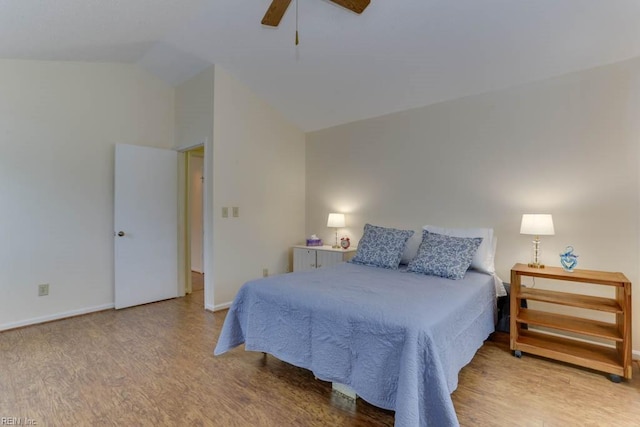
[400,231,422,264]
[422,225,496,274]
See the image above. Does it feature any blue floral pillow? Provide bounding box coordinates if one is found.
[407,230,483,280]
[350,224,414,269]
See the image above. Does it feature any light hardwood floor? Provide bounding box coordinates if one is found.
[192,271,204,292]
[1,289,638,426]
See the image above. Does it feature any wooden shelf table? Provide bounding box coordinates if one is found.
[510,263,632,381]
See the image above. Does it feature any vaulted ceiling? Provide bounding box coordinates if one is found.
[1,0,639,131]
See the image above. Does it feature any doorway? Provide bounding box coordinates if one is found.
[182,146,205,295]
[178,140,213,310]
[188,148,204,292]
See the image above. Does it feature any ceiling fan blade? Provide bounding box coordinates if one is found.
[329,0,370,14]
[261,0,293,27]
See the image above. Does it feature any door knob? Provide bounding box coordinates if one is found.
[117,231,125,237]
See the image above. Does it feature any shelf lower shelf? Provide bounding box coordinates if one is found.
[516,308,622,342]
[513,330,625,377]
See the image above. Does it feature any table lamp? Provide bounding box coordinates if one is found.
[327,213,345,249]
[520,214,554,268]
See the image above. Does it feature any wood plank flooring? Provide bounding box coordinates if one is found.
[192,271,204,291]
[1,289,638,426]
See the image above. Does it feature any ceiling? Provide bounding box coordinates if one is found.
[1,0,640,132]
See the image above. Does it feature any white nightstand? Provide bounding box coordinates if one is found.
[292,245,357,272]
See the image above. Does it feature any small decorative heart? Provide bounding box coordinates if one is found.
[559,246,578,272]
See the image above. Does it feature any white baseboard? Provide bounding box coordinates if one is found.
[205,301,231,312]
[0,303,114,331]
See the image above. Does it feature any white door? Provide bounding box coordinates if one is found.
[114,144,178,309]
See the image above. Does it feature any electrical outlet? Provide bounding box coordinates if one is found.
[222,207,228,218]
[263,268,268,277]
[38,284,49,296]
[232,207,239,218]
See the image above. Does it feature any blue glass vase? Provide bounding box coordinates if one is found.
[559,246,578,272]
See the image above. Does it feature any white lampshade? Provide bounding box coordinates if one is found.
[520,214,555,236]
[327,213,346,228]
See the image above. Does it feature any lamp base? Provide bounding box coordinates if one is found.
[332,245,340,249]
[528,262,545,268]
[528,236,545,268]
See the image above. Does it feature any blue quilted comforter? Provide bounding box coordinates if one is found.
[214,262,496,426]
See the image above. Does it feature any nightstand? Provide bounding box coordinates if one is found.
[292,245,356,272]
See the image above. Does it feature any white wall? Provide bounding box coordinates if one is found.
[0,60,175,329]
[175,67,215,149]
[212,67,306,308]
[1,60,303,326]
[306,57,640,351]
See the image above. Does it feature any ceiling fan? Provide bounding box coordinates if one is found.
[261,0,370,27]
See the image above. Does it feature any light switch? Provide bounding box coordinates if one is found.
[232,207,239,218]
[222,207,228,218]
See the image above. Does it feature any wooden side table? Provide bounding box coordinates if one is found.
[510,263,632,381]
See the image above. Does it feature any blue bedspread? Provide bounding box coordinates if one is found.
[214,262,496,426]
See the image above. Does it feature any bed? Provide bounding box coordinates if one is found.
[214,259,497,426]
